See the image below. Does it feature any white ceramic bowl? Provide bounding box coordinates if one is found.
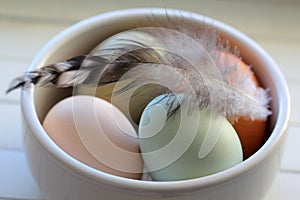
[21,8,290,200]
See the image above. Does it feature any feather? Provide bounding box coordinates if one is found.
[88,26,271,122]
[6,18,271,123]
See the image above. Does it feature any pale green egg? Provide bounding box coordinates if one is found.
[139,94,243,181]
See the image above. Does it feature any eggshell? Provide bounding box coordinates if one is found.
[219,51,268,159]
[232,117,267,159]
[43,95,143,179]
[90,29,162,59]
[139,94,243,181]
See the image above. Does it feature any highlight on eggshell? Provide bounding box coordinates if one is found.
[42,95,144,180]
[217,51,268,159]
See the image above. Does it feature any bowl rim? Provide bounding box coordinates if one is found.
[21,7,291,193]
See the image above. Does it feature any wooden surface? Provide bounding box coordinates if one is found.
[1,0,300,199]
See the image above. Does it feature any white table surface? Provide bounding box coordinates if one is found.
[1,0,299,199]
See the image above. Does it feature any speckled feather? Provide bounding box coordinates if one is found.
[6,19,271,121]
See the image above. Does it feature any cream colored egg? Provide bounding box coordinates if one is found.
[43,95,143,179]
[139,94,243,181]
[75,29,164,127]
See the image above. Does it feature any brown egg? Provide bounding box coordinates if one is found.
[232,117,267,159]
[219,51,267,159]
[43,95,143,179]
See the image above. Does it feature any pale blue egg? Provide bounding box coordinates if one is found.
[139,94,243,181]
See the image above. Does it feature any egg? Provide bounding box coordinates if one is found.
[219,51,268,159]
[76,30,164,126]
[139,94,243,181]
[42,95,143,179]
